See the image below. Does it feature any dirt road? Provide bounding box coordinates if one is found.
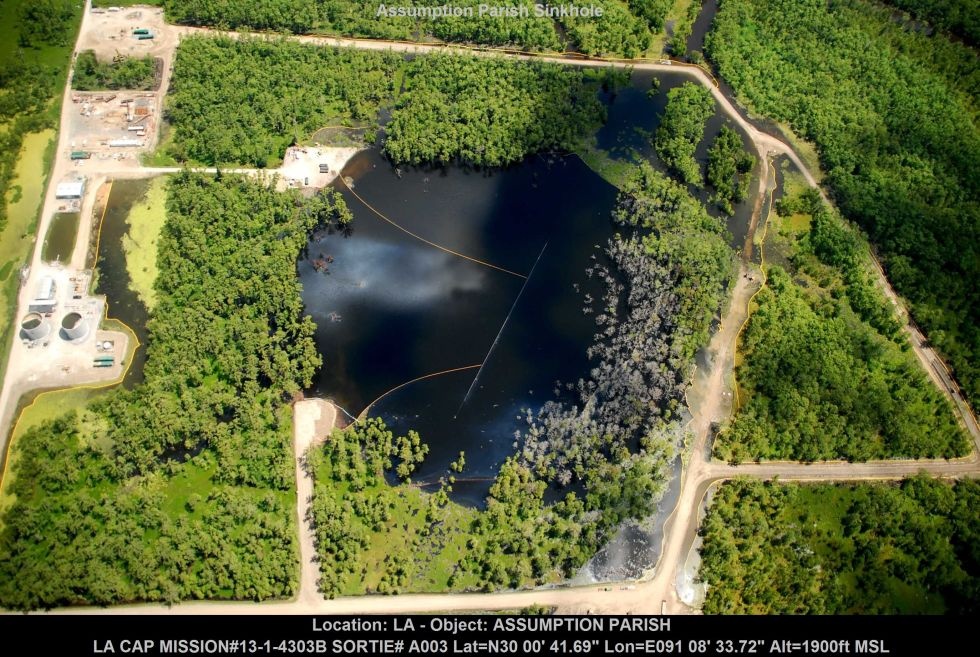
[293,400,336,606]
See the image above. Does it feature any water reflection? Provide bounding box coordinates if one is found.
[300,150,617,502]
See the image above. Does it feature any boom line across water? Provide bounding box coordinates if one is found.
[456,242,549,417]
[337,175,528,279]
[360,364,484,419]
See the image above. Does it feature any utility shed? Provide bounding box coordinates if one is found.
[55,180,85,199]
[28,276,57,313]
[36,276,56,301]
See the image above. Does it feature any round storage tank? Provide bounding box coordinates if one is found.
[20,312,51,341]
[60,311,90,341]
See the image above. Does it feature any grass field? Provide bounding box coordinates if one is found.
[779,484,948,614]
[699,478,978,614]
[121,175,168,310]
[0,130,56,385]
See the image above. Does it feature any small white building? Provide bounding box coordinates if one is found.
[55,180,85,199]
[28,275,57,314]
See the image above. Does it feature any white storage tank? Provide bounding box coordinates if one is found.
[60,311,91,341]
[20,313,51,341]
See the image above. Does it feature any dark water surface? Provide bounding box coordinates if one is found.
[301,150,618,502]
[93,179,151,388]
[42,213,80,263]
[687,0,719,56]
[595,69,759,252]
[298,77,761,577]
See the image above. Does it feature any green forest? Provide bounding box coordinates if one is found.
[883,0,979,44]
[309,162,735,595]
[715,174,967,463]
[707,125,754,214]
[0,174,352,609]
[165,37,401,166]
[654,82,715,185]
[164,38,612,168]
[384,54,610,167]
[160,0,671,56]
[72,51,157,91]
[554,0,652,57]
[699,477,980,614]
[706,0,980,406]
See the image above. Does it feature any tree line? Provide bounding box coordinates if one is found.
[161,0,668,56]
[699,477,980,614]
[654,82,715,186]
[72,51,157,91]
[706,0,980,406]
[707,125,754,215]
[164,39,613,169]
[384,54,611,167]
[165,37,401,166]
[882,0,979,44]
[0,174,353,609]
[0,0,81,235]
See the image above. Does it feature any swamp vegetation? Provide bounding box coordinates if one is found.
[0,174,350,609]
[309,162,736,595]
[699,477,980,614]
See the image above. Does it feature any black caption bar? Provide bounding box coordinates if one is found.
[0,614,953,656]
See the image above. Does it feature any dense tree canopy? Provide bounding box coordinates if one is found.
[723,266,966,462]
[0,174,352,609]
[716,184,967,463]
[166,37,400,166]
[384,54,609,167]
[72,51,157,91]
[555,0,653,57]
[628,0,673,32]
[699,478,980,614]
[161,0,666,55]
[18,0,76,47]
[163,0,319,33]
[707,0,980,405]
[165,39,612,168]
[654,82,715,185]
[706,124,754,215]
